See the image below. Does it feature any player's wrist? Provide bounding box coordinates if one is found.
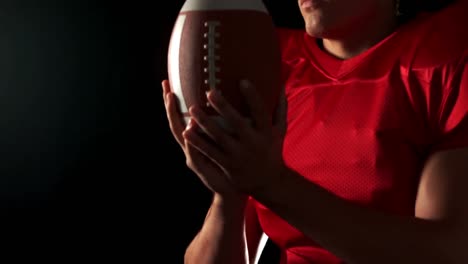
[212,193,248,212]
[250,162,290,199]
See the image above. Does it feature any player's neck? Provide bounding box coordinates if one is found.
[321,8,398,60]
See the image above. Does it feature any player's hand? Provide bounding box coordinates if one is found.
[272,84,288,138]
[183,80,287,195]
[162,79,245,199]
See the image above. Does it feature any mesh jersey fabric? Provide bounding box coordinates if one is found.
[250,1,468,263]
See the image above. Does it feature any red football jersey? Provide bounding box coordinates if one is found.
[251,1,468,263]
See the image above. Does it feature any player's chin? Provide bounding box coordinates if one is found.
[301,16,325,37]
[304,24,325,38]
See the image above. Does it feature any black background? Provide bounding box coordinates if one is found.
[0,0,303,262]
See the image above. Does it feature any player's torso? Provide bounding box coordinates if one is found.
[255,25,435,263]
[255,2,468,262]
[256,60,427,251]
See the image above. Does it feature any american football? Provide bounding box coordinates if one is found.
[167,0,282,128]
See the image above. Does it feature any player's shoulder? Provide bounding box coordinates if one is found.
[403,0,468,69]
[275,27,307,61]
[275,27,303,40]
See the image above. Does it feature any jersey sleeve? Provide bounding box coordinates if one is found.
[430,54,468,152]
[275,27,305,86]
[276,27,293,85]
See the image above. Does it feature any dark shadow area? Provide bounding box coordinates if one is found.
[0,0,303,262]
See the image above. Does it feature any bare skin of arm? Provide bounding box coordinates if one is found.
[252,147,468,264]
[162,80,265,264]
[184,194,265,264]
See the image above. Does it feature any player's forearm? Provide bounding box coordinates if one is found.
[184,194,249,264]
[252,167,464,264]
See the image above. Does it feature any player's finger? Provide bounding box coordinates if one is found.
[183,120,229,166]
[206,89,250,136]
[162,80,185,147]
[272,86,287,137]
[189,105,237,152]
[239,80,270,131]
